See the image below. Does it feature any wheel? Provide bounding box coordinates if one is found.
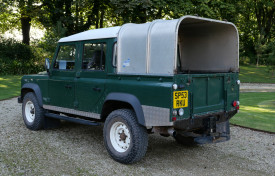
[22,92,45,130]
[103,109,148,164]
[174,133,196,146]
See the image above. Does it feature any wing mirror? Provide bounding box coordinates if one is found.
[45,58,50,72]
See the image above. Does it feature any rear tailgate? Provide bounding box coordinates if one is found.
[192,75,224,113]
[191,73,239,115]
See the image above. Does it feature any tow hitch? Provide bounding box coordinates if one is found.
[194,119,230,144]
[176,118,231,144]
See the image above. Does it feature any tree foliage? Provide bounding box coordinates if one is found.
[0,0,275,69]
[0,0,20,33]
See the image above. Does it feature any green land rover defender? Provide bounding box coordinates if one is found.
[18,16,240,164]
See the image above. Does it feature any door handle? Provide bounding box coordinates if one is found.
[65,85,72,89]
[93,87,101,92]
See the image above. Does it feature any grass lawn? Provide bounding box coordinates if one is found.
[239,65,275,83]
[0,75,22,100]
[230,92,275,133]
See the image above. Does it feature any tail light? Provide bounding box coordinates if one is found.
[233,100,240,106]
[233,100,240,110]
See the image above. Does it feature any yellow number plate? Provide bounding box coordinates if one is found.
[173,90,188,108]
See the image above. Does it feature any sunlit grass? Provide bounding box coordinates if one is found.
[0,85,8,88]
[0,75,22,100]
[239,65,275,83]
[241,105,275,113]
[230,92,275,133]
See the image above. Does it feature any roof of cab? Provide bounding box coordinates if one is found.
[58,26,121,43]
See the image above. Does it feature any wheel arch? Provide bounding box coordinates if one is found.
[21,83,43,107]
[101,93,145,126]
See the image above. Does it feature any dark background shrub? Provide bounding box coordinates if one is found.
[0,37,44,75]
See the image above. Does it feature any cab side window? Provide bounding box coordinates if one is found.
[54,45,76,70]
[82,43,106,71]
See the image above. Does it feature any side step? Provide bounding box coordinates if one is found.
[45,113,101,126]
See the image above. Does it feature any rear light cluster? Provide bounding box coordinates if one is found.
[172,108,184,116]
[232,100,240,110]
[172,108,184,121]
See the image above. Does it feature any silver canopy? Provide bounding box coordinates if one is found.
[117,16,239,75]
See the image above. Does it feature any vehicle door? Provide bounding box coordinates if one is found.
[48,43,78,109]
[75,41,107,112]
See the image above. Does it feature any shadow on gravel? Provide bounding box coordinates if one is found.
[48,121,201,164]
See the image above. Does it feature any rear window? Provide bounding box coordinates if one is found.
[82,43,106,71]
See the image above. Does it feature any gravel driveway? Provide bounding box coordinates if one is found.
[240,83,275,92]
[0,98,274,176]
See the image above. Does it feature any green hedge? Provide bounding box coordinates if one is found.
[0,37,44,75]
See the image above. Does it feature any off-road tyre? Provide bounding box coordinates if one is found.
[103,109,148,164]
[174,133,197,146]
[22,92,44,130]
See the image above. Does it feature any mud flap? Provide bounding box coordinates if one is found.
[44,117,61,129]
[194,120,230,144]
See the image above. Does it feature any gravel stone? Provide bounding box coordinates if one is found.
[0,98,274,175]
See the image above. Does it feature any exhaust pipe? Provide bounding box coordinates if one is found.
[152,127,176,137]
[168,128,176,137]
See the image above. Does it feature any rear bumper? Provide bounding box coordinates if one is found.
[193,120,230,144]
[172,110,237,144]
[173,110,237,131]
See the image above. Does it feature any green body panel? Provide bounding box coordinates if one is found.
[21,38,239,125]
[75,75,106,112]
[105,74,172,107]
[21,74,49,101]
[49,71,75,108]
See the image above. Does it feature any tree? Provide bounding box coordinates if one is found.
[1,0,110,45]
[0,0,42,45]
[266,41,275,77]
[254,0,275,66]
[19,0,33,45]
[39,0,110,36]
[235,0,275,66]
[110,0,151,24]
[0,0,20,34]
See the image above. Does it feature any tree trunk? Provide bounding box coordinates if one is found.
[256,55,259,67]
[100,10,104,28]
[21,16,31,45]
[93,0,99,29]
[156,8,163,19]
[95,17,99,29]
